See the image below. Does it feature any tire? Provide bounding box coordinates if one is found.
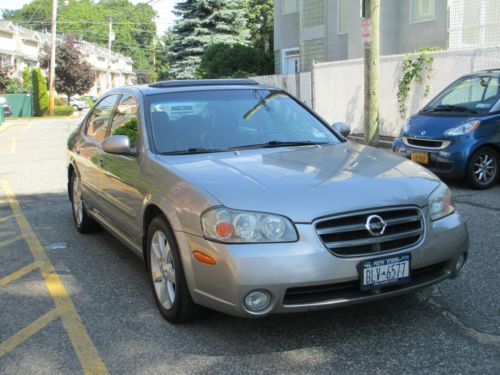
[466,147,499,189]
[72,105,79,111]
[70,172,100,233]
[147,216,204,324]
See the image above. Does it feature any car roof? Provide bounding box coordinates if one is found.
[104,79,279,97]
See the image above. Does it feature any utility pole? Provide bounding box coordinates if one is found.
[48,0,58,115]
[108,17,113,89]
[362,0,380,146]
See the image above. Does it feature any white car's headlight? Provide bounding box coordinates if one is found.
[201,208,298,243]
[428,183,455,221]
[444,120,480,136]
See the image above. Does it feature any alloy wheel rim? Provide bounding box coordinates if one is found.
[150,230,176,309]
[72,176,83,225]
[473,152,496,184]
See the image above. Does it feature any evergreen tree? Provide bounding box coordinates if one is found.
[31,68,48,116]
[169,0,249,79]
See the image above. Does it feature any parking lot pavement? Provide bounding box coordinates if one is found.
[0,119,499,374]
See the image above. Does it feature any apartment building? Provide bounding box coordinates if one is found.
[274,0,500,74]
[0,20,135,96]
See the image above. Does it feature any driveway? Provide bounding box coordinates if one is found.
[0,119,499,374]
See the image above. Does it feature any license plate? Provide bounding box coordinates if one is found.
[411,151,429,164]
[359,255,411,290]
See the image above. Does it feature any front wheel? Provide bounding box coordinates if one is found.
[70,172,100,233]
[466,147,498,189]
[147,216,203,323]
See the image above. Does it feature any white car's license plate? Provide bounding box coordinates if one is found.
[359,255,411,290]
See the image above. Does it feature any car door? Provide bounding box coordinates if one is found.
[99,94,144,240]
[77,94,120,209]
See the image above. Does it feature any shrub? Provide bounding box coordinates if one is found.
[5,77,23,93]
[112,118,138,147]
[31,68,48,116]
[22,67,31,93]
[80,96,95,107]
[54,96,66,106]
[199,43,274,78]
[52,105,74,116]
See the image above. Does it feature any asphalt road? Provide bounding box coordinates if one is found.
[0,118,499,374]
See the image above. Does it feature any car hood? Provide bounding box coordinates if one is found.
[158,142,441,223]
[405,114,475,138]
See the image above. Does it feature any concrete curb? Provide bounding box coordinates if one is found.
[348,135,394,149]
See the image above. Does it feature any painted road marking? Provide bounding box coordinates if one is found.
[0,309,59,357]
[10,138,16,154]
[0,234,24,249]
[0,214,18,223]
[22,122,33,134]
[0,180,109,375]
[0,261,42,287]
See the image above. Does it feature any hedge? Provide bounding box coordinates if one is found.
[31,68,48,116]
[53,106,74,116]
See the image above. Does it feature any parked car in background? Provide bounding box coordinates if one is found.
[81,95,98,103]
[393,69,500,189]
[0,97,12,117]
[67,79,468,324]
[69,98,89,111]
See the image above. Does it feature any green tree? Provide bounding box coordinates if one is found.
[22,67,32,93]
[31,68,49,116]
[4,0,157,71]
[169,0,250,79]
[244,0,273,52]
[199,43,273,78]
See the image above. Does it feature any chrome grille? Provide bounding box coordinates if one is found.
[315,207,424,256]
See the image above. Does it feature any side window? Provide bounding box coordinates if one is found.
[110,95,139,148]
[85,95,119,143]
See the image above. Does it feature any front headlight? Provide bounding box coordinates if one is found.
[428,183,455,221]
[444,120,480,136]
[201,207,298,243]
[401,119,411,135]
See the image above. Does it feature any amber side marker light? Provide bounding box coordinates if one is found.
[193,250,216,265]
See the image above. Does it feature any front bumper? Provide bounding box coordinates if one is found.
[176,208,468,318]
[392,137,472,179]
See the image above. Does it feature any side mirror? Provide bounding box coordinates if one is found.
[102,135,136,156]
[332,122,351,137]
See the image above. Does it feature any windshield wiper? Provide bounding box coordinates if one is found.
[423,105,478,114]
[229,140,331,150]
[160,148,226,155]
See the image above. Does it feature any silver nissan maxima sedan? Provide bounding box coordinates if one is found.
[67,79,469,323]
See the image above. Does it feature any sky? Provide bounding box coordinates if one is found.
[0,0,177,35]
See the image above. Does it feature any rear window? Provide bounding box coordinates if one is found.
[148,89,340,154]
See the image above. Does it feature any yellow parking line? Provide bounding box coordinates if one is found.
[0,234,24,249]
[0,308,59,358]
[0,214,18,223]
[0,261,42,287]
[0,180,109,375]
[10,138,16,154]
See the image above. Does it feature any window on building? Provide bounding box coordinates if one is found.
[282,0,298,15]
[300,38,325,72]
[338,0,349,34]
[300,0,325,28]
[410,0,435,23]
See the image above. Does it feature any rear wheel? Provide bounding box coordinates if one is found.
[70,172,100,233]
[147,216,203,323]
[466,147,498,189]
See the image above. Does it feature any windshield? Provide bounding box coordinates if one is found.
[148,89,340,154]
[424,75,500,115]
